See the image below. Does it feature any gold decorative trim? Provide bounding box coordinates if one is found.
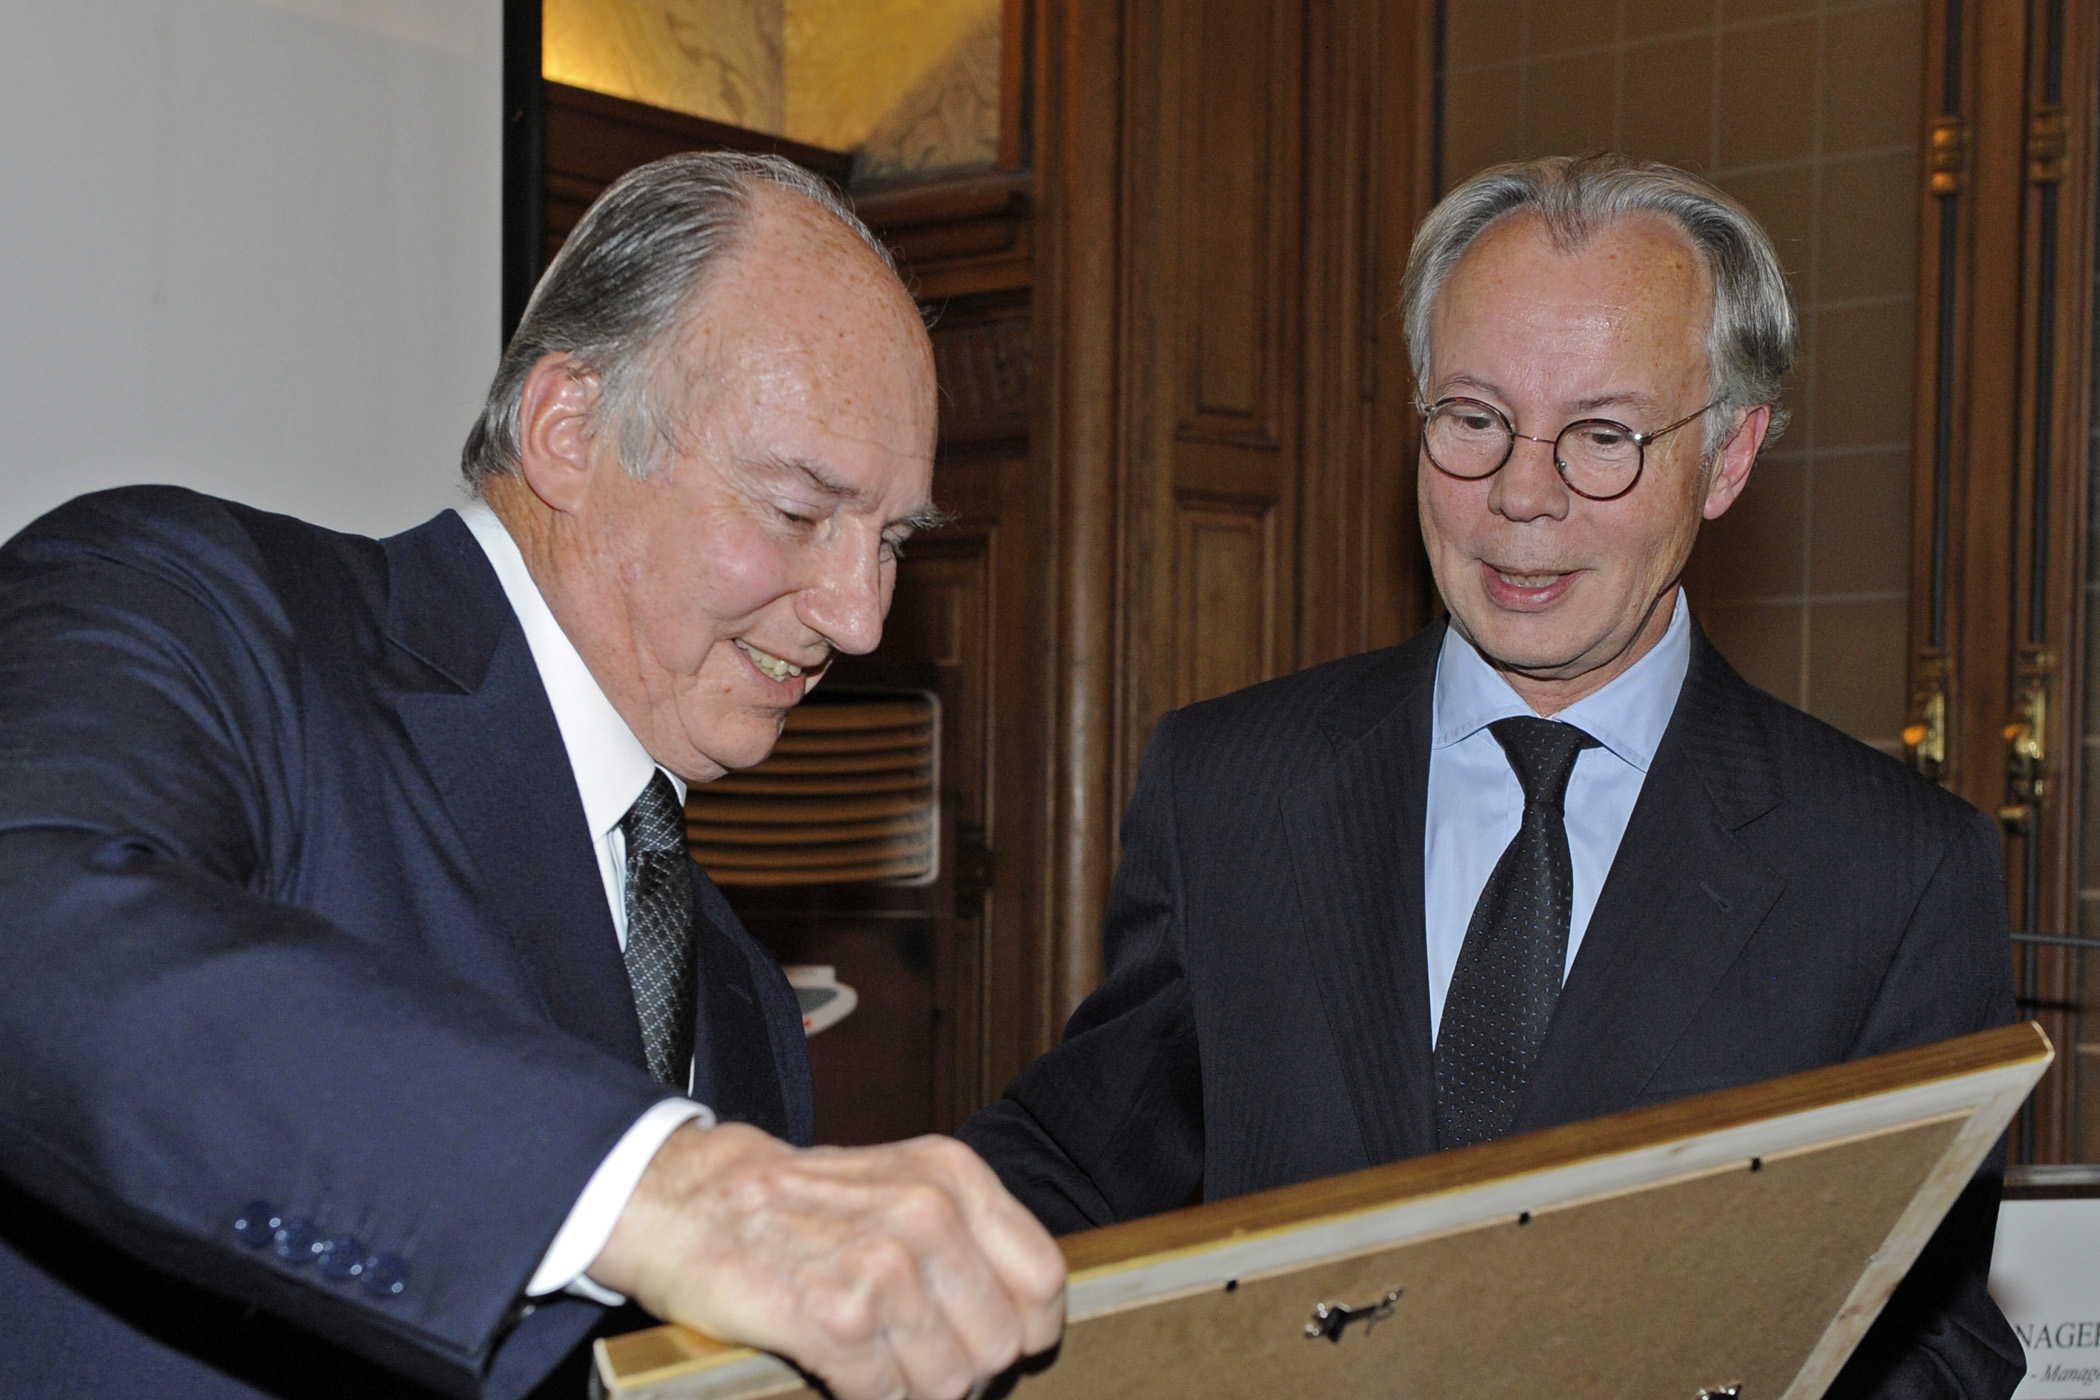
[2029,106,2067,185]
[1905,649,1950,783]
[1928,116,1966,196]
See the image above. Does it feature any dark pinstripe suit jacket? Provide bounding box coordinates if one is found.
[961,618,2024,1399]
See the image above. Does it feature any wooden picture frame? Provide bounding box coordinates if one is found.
[596,1022,2052,1400]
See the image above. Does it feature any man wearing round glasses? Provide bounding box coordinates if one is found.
[963,154,2021,1398]
[1411,189,1763,712]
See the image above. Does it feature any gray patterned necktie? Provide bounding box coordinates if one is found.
[1434,716,1600,1149]
[621,771,697,1088]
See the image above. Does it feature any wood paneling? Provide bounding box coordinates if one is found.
[542,81,851,269]
[1174,494,1276,707]
[875,530,1000,1116]
[1035,0,1127,1025]
[972,0,1437,1069]
[1296,0,1438,668]
[762,913,944,1144]
[1905,0,2100,1163]
[1176,0,1296,442]
[931,311,1032,444]
[1121,0,1299,808]
[1112,0,1437,869]
[855,170,1032,299]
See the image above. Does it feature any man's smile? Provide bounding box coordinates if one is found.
[1478,558,1584,612]
[1492,567,1570,588]
[733,636,830,685]
[733,637,803,679]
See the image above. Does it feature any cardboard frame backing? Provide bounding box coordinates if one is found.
[595,1022,2053,1400]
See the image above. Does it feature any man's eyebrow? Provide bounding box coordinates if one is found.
[894,502,954,534]
[762,455,864,502]
[1435,379,1662,419]
[1566,390,1659,416]
[1436,374,1507,401]
[758,454,951,534]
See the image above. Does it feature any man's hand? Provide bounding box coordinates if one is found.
[588,1122,1067,1400]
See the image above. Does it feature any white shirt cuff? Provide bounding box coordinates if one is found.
[527,1097,715,1303]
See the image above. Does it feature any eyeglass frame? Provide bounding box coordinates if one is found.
[1413,395,1720,503]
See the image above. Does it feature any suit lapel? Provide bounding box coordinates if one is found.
[1283,628,1444,1167]
[686,869,795,1140]
[382,512,649,1069]
[1516,627,1787,1131]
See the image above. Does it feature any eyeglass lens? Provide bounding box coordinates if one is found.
[1423,400,1644,499]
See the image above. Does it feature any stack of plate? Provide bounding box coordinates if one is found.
[685,693,937,887]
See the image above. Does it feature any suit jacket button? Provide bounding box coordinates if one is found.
[271,1216,320,1264]
[86,838,150,873]
[361,1253,408,1298]
[233,1202,278,1247]
[318,1236,367,1282]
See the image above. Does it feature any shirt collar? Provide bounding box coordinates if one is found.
[1430,589,1691,774]
[459,500,684,842]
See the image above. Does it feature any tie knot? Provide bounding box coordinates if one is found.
[1487,716,1598,809]
[621,771,687,859]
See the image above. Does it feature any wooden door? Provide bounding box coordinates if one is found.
[1905,0,2100,1162]
[1027,0,1440,1036]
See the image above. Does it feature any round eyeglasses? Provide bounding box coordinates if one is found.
[1416,396,1717,502]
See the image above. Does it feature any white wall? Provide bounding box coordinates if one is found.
[0,0,500,542]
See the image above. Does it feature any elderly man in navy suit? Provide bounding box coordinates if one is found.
[0,153,1062,1400]
[960,154,2023,1399]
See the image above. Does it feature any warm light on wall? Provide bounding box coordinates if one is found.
[541,0,1000,178]
[784,0,991,152]
[543,0,785,132]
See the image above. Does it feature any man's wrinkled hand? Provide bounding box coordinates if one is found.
[588,1122,1067,1400]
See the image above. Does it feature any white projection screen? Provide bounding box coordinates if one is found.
[0,0,501,542]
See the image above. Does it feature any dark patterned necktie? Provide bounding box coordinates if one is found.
[621,771,697,1089]
[1435,716,1600,1149]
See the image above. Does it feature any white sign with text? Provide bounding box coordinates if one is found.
[1992,1199,2100,1398]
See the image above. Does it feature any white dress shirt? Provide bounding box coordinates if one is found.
[1423,589,1692,1045]
[459,502,714,1304]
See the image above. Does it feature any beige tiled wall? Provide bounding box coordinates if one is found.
[1442,0,1923,753]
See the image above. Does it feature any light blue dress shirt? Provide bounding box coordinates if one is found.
[1423,590,1692,1045]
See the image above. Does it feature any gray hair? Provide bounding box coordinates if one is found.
[461,151,898,490]
[1402,153,1796,454]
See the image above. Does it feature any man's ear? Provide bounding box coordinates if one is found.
[1700,403,1771,521]
[515,353,603,516]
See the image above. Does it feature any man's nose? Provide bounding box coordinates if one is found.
[1488,434,1572,524]
[799,531,889,656]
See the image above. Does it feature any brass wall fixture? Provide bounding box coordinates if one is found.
[1927,115,1967,195]
[2029,105,2067,184]
[1904,649,1950,783]
[2000,646,2053,832]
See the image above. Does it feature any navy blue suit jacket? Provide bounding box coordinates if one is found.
[0,488,812,1398]
[962,619,2024,1399]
